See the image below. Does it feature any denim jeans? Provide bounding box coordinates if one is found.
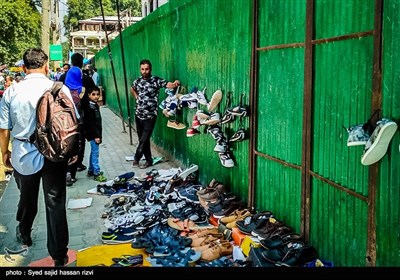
[88,140,101,175]
[13,158,69,261]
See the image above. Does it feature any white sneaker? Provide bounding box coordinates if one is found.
[361,118,397,165]
[214,141,228,153]
[203,112,221,126]
[207,90,223,112]
[218,152,234,168]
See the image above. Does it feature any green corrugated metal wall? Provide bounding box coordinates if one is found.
[94,0,400,266]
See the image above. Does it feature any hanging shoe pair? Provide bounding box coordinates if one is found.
[360,118,397,165]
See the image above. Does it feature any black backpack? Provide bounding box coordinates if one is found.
[31,82,80,162]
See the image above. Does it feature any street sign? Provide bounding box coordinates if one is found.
[49,44,63,61]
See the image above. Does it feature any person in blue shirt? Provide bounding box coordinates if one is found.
[0,48,77,267]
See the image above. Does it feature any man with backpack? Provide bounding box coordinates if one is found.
[0,48,78,267]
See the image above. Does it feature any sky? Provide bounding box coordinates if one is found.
[58,0,69,42]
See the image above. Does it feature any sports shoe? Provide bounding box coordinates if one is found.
[229,128,246,142]
[207,125,224,141]
[187,128,200,137]
[346,123,370,147]
[214,140,228,153]
[192,115,201,129]
[361,118,398,165]
[220,111,235,124]
[16,225,32,247]
[195,87,208,105]
[66,172,73,186]
[207,90,223,112]
[167,120,186,130]
[218,152,234,168]
[227,105,248,117]
[94,173,108,182]
[203,113,221,126]
[77,164,87,172]
[178,164,199,180]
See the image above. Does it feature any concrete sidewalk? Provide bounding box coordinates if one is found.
[0,106,178,267]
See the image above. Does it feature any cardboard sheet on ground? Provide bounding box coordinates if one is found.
[29,249,76,267]
[67,197,93,209]
[76,243,150,267]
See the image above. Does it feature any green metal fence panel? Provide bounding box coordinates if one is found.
[377,0,400,266]
[93,0,400,266]
[311,179,368,266]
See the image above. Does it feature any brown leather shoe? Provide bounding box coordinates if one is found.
[188,228,219,240]
[193,239,230,252]
[190,233,224,247]
[220,209,250,225]
[200,241,233,261]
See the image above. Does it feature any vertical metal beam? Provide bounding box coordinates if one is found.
[116,0,133,145]
[248,0,259,210]
[302,0,315,242]
[366,0,384,267]
[99,0,126,133]
[41,0,50,55]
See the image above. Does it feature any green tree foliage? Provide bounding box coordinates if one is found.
[0,0,41,65]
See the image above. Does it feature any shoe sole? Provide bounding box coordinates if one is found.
[178,164,199,180]
[361,122,397,165]
[207,90,223,112]
[347,140,368,147]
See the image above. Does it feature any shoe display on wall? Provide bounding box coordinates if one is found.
[361,118,397,165]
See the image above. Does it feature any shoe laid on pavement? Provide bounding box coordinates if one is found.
[361,118,397,165]
[178,164,199,180]
[167,120,186,130]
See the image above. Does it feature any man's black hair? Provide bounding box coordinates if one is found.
[140,59,152,69]
[23,48,48,70]
[71,53,84,68]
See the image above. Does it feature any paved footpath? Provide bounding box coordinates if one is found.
[0,106,178,267]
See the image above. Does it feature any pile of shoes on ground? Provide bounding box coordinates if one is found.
[97,165,327,267]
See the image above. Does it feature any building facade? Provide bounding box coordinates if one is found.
[141,0,169,17]
[69,9,141,59]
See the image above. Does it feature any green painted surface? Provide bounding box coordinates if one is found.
[94,0,400,266]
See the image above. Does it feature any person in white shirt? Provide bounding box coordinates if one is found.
[0,48,77,267]
[92,67,99,86]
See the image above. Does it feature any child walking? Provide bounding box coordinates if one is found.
[83,86,107,182]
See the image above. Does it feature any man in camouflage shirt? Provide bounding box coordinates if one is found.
[130,59,180,169]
